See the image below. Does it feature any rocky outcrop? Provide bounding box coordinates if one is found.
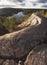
[24,44,47,65]
[0,13,47,65]
[0,59,17,65]
[18,13,41,28]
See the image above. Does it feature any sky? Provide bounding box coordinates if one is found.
[0,0,47,9]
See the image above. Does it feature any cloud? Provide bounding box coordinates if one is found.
[38,0,47,3]
[0,0,47,9]
[9,0,47,3]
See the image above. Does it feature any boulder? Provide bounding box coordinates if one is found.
[24,44,47,65]
[0,59,4,65]
[2,60,17,65]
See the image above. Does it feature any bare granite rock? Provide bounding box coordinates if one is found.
[0,59,4,65]
[0,13,47,58]
[24,44,47,65]
[2,60,17,65]
[0,13,47,65]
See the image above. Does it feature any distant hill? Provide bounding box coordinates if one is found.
[0,8,47,17]
[0,8,22,16]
